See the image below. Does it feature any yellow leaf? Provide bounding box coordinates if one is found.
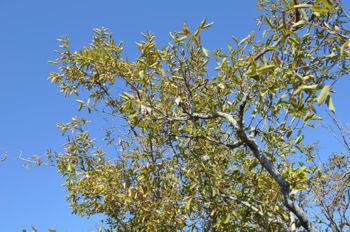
[256,64,275,75]
[326,96,336,113]
[202,48,209,57]
[223,214,231,224]
[317,85,330,105]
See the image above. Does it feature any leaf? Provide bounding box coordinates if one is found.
[326,96,336,113]
[139,70,146,79]
[189,183,196,190]
[293,4,313,9]
[302,75,313,81]
[202,48,209,57]
[183,22,190,35]
[223,214,231,224]
[256,64,275,74]
[199,18,214,29]
[310,6,329,13]
[294,84,318,95]
[340,39,350,57]
[320,0,334,9]
[317,85,330,105]
[169,32,176,41]
[238,35,251,46]
[231,36,239,44]
[292,20,307,30]
[121,92,134,100]
[184,198,192,211]
[177,36,187,42]
[263,16,274,29]
[295,135,304,144]
[218,83,225,89]
[175,97,182,105]
[302,84,319,90]
[203,22,214,29]
[122,154,132,158]
[199,18,207,29]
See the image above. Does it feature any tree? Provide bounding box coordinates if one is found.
[48,0,350,231]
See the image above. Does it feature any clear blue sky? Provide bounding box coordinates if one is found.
[0,1,349,231]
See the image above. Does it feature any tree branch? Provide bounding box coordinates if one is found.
[169,133,243,150]
[217,112,319,232]
[154,109,319,231]
[223,194,290,232]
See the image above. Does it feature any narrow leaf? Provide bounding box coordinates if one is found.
[326,96,336,113]
[317,85,330,105]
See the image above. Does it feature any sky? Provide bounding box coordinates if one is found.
[0,0,349,231]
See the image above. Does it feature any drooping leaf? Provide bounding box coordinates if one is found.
[317,85,330,105]
[326,96,336,113]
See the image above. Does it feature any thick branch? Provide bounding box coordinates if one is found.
[174,111,319,231]
[154,110,319,231]
[217,112,319,232]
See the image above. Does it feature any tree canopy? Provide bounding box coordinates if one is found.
[48,0,350,231]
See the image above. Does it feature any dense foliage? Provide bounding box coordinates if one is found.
[48,0,350,231]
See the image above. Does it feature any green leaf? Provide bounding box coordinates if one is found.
[326,96,336,113]
[310,6,329,13]
[231,36,239,44]
[292,20,307,29]
[317,85,330,105]
[256,64,275,74]
[121,92,135,100]
[320,0,334,9]
[238,35,251,46]
[340,40,350,57]
[295,135,304,144]
[302,84,319,90]
[295,84,318,95]
[263,16,274,29]
[223,213,231,224]
[202,48,209,57]
[139,70,146,79]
